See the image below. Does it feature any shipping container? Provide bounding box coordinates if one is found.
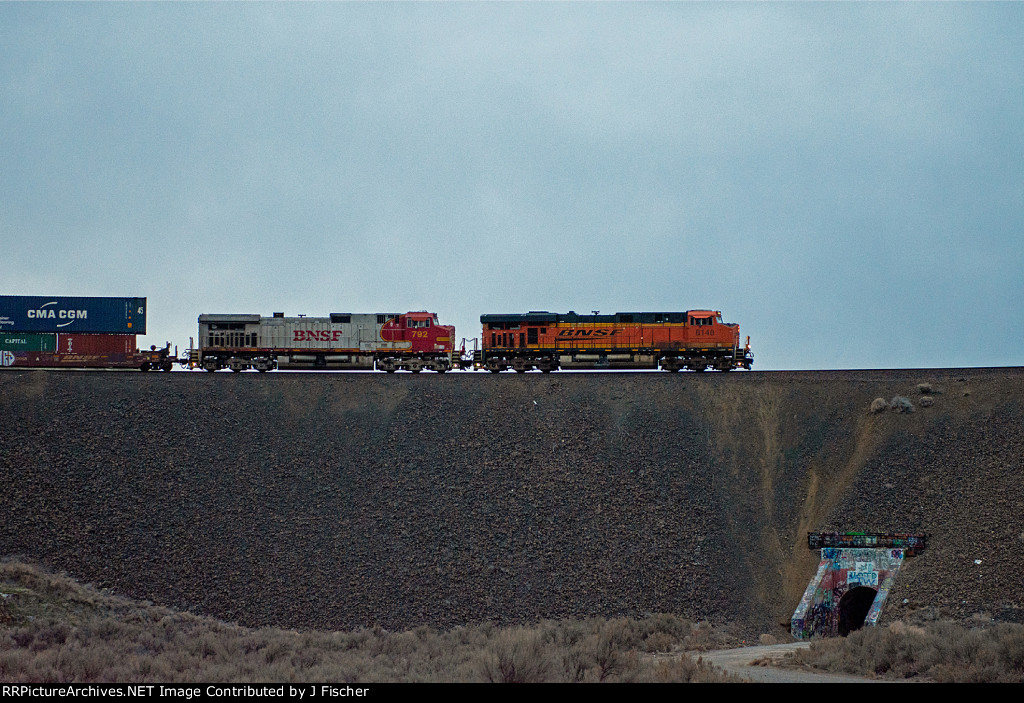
[0,296,146,334]
[57,333,136,355]
[0,332,57,352]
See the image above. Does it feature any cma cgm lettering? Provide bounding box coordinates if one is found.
[27,308,87,320]
[0,296,146,334]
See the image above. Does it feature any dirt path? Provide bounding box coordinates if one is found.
[697,642,893,683]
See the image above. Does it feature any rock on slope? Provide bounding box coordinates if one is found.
[1,367,1021,636]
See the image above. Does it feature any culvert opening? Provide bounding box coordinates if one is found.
[838,586,878,636]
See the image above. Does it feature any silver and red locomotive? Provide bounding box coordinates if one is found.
[192,311,457,373]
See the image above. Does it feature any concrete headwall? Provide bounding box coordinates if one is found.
[1,368,1021,635]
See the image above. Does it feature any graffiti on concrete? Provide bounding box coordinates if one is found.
[791,535,925,640]
[807,532,926,556]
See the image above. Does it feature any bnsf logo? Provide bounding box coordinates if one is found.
[557,329,624,337]
[293,330,345,342]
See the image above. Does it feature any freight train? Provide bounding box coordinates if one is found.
[0,296,753,373]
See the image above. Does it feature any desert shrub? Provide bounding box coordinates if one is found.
[476,627,554,682]
[916,383,932,394]
[641,654,741,683]
[889,396,914,413]
[870,398,888,413]
[790,620,1024,682]
[0,559,740,683]
[919,396,934,407]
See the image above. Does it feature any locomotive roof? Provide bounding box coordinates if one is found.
[480,311,718,324]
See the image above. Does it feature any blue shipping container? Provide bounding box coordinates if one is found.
[0,296,146,334]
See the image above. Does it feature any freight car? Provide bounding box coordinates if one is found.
[478,310,753,373]
[0,295,175,371]
[191,311,457,372]
[0,333,176,371]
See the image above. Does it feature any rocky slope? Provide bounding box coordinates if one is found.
[1,367,1021,636]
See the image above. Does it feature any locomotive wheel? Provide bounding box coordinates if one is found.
[489,368,501,374]
[411,369,421,374]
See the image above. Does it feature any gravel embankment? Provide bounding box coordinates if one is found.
[1,367,1021,637]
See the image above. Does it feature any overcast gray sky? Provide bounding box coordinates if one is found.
[2,2,1021,370]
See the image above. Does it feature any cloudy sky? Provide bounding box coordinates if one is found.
[2,2,1021,370]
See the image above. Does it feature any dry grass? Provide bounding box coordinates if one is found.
[786,620,1024,682]
[0,560,738,683]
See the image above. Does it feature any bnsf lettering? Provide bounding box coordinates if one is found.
[556,329,624,337]
[293,330,344,342]
[27,309,87,320]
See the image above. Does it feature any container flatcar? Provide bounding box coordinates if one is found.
[0,334,174,370]
[479,310,753,373]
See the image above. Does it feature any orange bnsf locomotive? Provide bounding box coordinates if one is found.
[479,310,753,373]
[193,311,457,372]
